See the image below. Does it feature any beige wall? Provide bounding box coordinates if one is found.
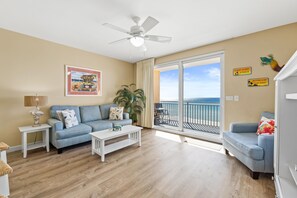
[155,23,297,131]
[0,28,134,146]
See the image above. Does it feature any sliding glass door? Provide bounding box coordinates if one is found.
[183,57,221,134]
[154,64,179,130]
[154,52,224,139]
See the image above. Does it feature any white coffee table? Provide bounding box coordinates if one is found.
[90,125,142,162]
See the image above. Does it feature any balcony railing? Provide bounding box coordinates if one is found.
[154,102,220,134]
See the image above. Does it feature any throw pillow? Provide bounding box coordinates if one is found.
[109,107,124,120]
[61,109,79,129]
[56,110,65,128]
[257,116,275,135]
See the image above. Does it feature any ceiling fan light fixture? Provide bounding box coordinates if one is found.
[130,36,144,47]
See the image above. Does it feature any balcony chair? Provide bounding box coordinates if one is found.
[154,103,169,125]
[222,112,274,179]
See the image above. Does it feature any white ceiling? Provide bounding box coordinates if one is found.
[0,0,297,63]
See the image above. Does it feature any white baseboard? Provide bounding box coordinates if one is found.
[7,141,43,153]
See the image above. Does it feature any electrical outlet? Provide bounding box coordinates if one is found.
[234,96,239,101]
[225,96,234,101]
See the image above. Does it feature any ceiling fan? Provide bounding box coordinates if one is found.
[103,16,172,48]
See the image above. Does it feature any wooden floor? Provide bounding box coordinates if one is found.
[7,129,275,198]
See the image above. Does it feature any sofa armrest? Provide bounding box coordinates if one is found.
[123,113,130,120]
[229,122,258,133]
[258,134,274,172]
[48,118,63,132]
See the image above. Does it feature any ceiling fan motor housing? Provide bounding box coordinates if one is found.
[130,25,144,36]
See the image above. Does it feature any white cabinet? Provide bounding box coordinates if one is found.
[274,50,297,198]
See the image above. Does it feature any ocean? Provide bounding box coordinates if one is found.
[159,98,220,123]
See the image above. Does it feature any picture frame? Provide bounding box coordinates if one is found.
[65,65,102,96]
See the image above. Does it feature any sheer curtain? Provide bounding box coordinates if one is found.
[136,58,154,128]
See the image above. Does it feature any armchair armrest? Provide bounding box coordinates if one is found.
[48,118,63,132]
[230,122,258,133]
[123,113,129,120]
[258,134,274,172]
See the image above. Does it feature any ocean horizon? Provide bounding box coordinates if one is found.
[161,97,220,104]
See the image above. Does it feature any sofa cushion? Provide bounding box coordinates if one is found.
[80,105,102,123]
[223,132,264,160]
[85,120,113,131]
[99,104,117,119]
[110,119,132,126]
[50,106,81,123]
[56,124,92,140]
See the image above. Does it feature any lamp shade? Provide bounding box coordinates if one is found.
[24,96,48,107]
[130,36,144,47]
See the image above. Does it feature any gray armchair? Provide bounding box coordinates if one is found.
[222,112,274,179]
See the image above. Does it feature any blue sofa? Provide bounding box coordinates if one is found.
[47,104,132,153]
[222,112,274,179]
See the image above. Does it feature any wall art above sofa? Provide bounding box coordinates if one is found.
[65,65,102,96]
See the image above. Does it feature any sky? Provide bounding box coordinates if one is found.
[160,63,220,101]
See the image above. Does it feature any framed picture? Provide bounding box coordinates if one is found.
[248,77,269,87]
[233,67,252,76]
[65,65,102,96]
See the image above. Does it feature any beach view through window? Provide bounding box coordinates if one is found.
[154,60,221,134]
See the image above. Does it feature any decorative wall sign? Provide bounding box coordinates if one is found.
[248,78,269,87]
[65,65,102,96]
[233,67,252,76]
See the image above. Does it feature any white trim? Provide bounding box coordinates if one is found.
[274,50,297,81]
[219,53,225,138]
[155,51,224,68]
[178,60,184,131]
[7,141,43,153]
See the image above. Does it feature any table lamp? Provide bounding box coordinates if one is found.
[24,95,48,127]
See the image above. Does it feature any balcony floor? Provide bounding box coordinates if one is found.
[155,119,220,135]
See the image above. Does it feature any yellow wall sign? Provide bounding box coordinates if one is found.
[248,78,269,87]
[233,67,252,76]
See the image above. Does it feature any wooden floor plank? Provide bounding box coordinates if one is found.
[7,129,275,198]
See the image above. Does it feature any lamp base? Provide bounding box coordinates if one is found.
[30,109,44,127]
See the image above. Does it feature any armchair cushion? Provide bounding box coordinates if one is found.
[223,132,264,160]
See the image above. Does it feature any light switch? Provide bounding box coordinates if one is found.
[234,96,239,101]
[226,96,234,101]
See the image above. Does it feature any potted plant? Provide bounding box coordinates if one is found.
[113,84,146,124]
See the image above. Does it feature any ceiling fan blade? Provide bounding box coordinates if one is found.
[103,23,131,35]
[141,16,159,33]
[145,35,172,43]
[109,38,130,45]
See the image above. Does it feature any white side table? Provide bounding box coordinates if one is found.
[18,124,51,158]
